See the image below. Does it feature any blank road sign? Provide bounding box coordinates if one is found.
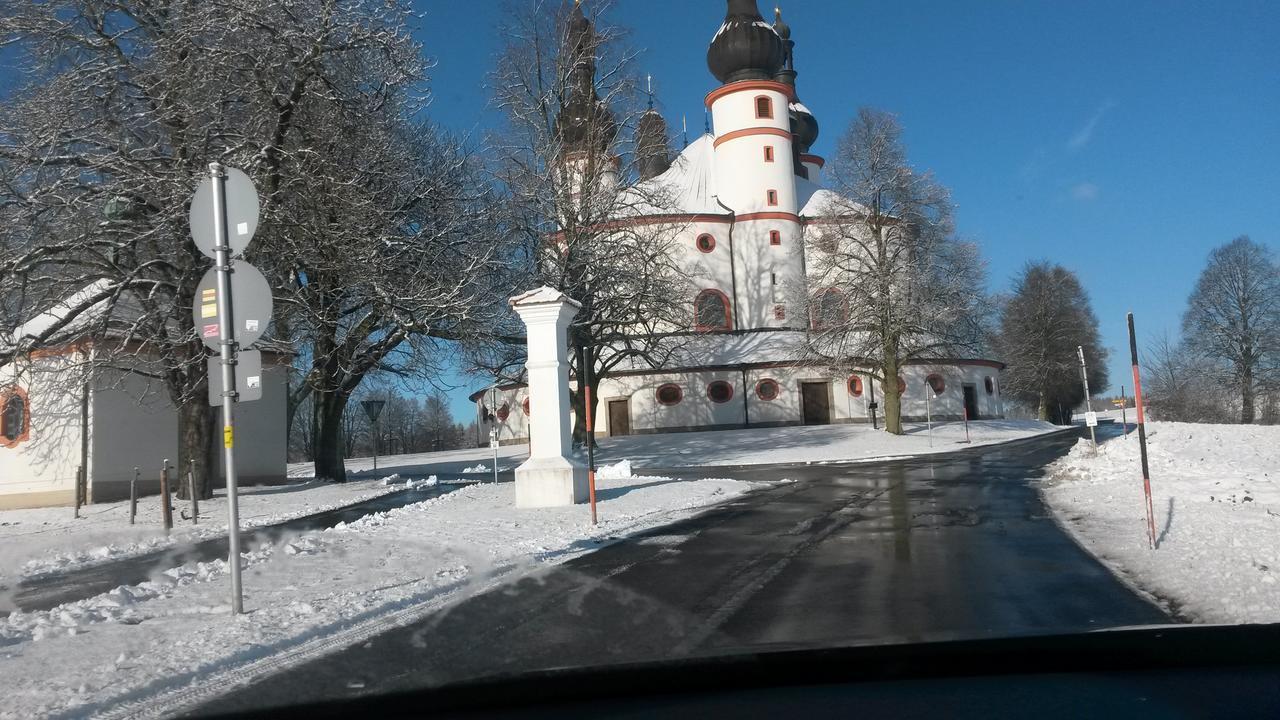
[208,350,263,406]
[193,260,274,351]
[190,167,260,259]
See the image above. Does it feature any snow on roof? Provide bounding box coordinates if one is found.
[607,329,809,373]
[796,176,872,219]
[508,286,582,308]
[4,280,117,351]
[614,133,727,218]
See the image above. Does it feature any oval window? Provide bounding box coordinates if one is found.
[847,375,863,397]
[755,378,780,401]
[656,384,683,406]
[896,376,906,395]
[985,376,995,395]
[926,374,945,394]
[522,397,531,416]
[496,402,510,421]
[707,380,734,404]
[696,233,716,253]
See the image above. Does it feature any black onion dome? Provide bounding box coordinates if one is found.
[636,108,671,180]
[707,0,785,84]
[555,0,618,152]
[791,101,819,152]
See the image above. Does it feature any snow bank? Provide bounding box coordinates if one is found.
[0,477,407,585]
[1042,422,1280,624]
[0,470,753,719]
[596,459,632,479]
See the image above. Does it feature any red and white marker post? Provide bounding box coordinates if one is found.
[1127,312,1157,549]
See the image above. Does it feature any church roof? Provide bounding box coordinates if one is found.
[614,133,728,218]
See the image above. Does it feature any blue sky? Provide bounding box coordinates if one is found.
[422,0,1279,417]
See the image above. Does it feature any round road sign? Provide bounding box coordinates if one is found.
[194,260,274,351]
[190,167,259,259]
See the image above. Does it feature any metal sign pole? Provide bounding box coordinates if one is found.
[491,386,499,485]
[1077,346,1097,448]
[210,161,244,614]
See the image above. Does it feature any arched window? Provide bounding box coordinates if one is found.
[755,95,773,119]
[811,288,848,330]
[984,376,995,395]
[695,233,716,253]
[707,380,734,404]
[694,289,732,331]
[769,230,781,246]
[496,402,510,422]
[656,384,683,406]
[847,375,863,397]
[926,374,946,395]
[896,376,907,395]
[1,388,29,447]
[755,378,780,401]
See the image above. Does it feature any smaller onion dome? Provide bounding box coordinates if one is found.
[772,6,791,41]
[707,0,786,84]
[636,108,671,180]
[790,101,819,153]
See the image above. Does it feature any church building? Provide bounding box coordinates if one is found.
[477,0,1005,442]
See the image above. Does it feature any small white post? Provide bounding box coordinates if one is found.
[509,287,588,507]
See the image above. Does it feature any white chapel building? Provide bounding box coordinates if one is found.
[477,0,1007,442]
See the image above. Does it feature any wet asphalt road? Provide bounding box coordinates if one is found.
[1,482,474,616]
[196,427,1170,716]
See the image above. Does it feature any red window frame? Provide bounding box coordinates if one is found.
[763,145,775,162]
[694,288,732,331]
[695,233,716,253]
[848,375,864,398]
[897,376,907,395]
[769,230,781,245]
[926,374,946,395]
[811,287,849,330]
[0,386,30,449]
[774,304,786,320]
[755,378,780,401]
[755,95,773,119]
[656,383,683,407]
[766,189,778,206]
[706,380,734,404]
[522,397,531,416]
[496,402,510,422]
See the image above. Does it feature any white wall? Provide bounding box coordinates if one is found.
[0,354,85,508]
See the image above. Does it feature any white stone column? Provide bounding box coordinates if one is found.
[509,287,588,507]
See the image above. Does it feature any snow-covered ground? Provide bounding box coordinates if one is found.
[0,477,405,590]
[1043,421,1280,624]
[0,465,752,719]
[310,419,1065,480]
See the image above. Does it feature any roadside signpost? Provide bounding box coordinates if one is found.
[1077,346,1097,449]
[361,399,386,471]
[189,162,265,614]
[488,386,500,485]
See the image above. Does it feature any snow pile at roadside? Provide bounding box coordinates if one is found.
[0,468,752,719]
[0,477,406,583]
[1042,422,1280,624]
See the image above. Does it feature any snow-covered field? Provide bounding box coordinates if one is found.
[0,465,752,719]
[0,477,405,591]
[311,420,1065,480]
[1043,421,1280,624]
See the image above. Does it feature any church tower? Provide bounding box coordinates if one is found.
[705,0,804,328]
[554,0,619,202]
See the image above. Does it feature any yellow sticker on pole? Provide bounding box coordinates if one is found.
[223,426,234,448]
[200,303,217,318]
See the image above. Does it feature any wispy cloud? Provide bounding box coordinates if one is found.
[1071,182,1099,201]
[1067,101,1116,152]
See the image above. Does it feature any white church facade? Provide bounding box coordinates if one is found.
[475,0,1005,443]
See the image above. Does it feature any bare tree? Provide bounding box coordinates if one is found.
[801,108,989,434]
[1143,330,1235,422]
[996,261,1109,424]
[487,0,693,442]
[0,0,443,496]
[1182,236,1280,424]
